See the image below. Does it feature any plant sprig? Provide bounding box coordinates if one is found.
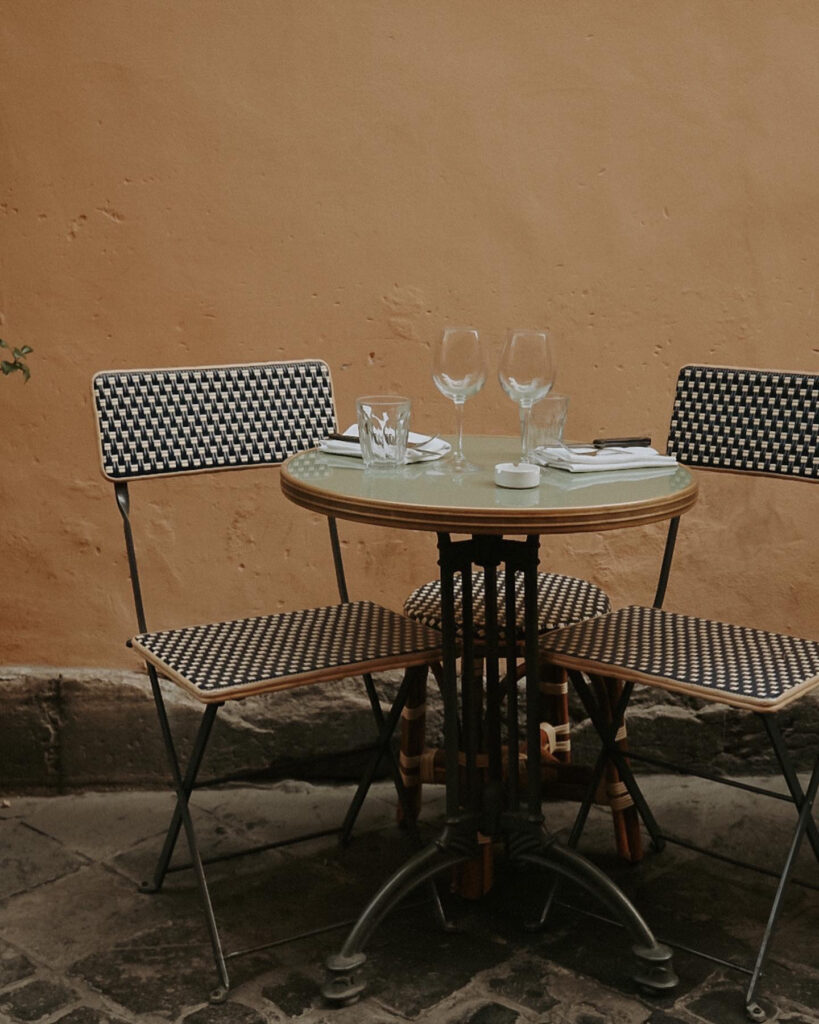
[0,339,33,381]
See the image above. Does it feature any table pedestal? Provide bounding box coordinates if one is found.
[323,534,677,1005]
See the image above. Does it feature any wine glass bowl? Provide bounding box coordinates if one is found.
[432,327,487,469]
[498,329,555,462]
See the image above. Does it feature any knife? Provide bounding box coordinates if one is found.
[592,436,652,448]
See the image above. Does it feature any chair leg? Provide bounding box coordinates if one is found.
[745,747,819,1020]
[142,669,230,1000]
[340,666,425,846]
[140,700,221,893]
[397,664,429,825]
[760,713,819,861]
[537,662,571,765]
[528,672,663,934]
[570,672,664,852]
[591,676,643,863]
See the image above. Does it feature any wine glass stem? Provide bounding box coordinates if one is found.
[454,398,466,461]
[519,402,532,463]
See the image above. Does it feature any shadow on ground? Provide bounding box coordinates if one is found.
[1,775,817,1023]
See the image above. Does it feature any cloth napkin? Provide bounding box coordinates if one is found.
[319,426,451,463]
[533,444,678,473]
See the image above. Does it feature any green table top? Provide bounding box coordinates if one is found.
[281,435,698,535]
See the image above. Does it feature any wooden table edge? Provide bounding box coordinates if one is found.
[281,463,699,535]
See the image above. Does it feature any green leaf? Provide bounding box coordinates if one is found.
[1,362,13,374]
[19,345,33,355]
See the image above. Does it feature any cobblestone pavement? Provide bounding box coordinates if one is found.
[1,776,817,1024]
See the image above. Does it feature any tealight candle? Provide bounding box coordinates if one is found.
[494,462,541,489]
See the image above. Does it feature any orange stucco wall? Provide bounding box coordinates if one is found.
[1,2,816,669]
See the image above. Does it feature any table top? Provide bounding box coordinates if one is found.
[280,435,698,535]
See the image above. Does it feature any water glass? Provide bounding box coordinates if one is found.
[530,393,569,453]
[355,395,411,468]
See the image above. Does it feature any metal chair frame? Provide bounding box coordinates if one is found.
[92,361,444,1001]
[541,364,818,1022]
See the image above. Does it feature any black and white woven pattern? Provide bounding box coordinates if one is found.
[404,570,611,642]
[543,605,819,711]
[131,601,443,702]
[667,365,817,479]
[93,361,335,480]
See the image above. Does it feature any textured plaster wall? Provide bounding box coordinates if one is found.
[1,1,817,669]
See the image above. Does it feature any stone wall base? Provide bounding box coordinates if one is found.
[1,666,816,793]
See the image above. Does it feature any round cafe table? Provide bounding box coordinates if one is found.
[281,435,698,1004]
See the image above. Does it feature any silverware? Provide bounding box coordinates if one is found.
[593,436,652,448]
[326,432,441,451]
[565,444,632,456]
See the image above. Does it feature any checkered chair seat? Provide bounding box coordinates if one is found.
[543,605,819,712]
[404,569,611,642]
[130,601,443,704]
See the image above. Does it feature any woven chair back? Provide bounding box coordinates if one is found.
[667,364,817,480]
[92,360,336,481]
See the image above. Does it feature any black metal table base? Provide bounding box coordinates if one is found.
[323,534,677,1006]
[322,819,677,1005]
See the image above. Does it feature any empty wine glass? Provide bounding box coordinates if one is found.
[432,327,487,470]
[498,329,555,462]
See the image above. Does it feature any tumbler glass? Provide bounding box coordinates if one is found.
[355,395,412,468]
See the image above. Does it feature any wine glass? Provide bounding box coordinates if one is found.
[498,329,555,462]
[432,327,487,470]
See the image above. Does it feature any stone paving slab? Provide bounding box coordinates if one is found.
[0,777,817,1024]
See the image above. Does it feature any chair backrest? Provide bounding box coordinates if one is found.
[92,360,336,481]
[667,365,817,480]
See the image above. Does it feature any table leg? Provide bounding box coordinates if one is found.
[322,838,471,1005]
[322,532,677,1005]
[501,535,675,992]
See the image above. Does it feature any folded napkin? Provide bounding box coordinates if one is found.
[319,426,451,463]
[533,445,678,473]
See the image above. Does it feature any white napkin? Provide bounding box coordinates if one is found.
[319,425,451,463]
[533,445,678,473]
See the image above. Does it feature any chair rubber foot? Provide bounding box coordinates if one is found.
[209,985,229,1004]
[746,1002,768,1022]
[323,953,367,1005]
[632,942,678,994]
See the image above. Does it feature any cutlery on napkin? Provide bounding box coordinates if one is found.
[532,444,677,473]
[319,427,451,462]
[326,431,442,451]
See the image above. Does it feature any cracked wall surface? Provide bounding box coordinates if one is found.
[1,3,817,680]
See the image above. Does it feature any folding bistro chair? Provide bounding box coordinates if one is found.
[540,364,818,1021]
[91,360,444,1001]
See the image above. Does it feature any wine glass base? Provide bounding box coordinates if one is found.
[446,452,482,473]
